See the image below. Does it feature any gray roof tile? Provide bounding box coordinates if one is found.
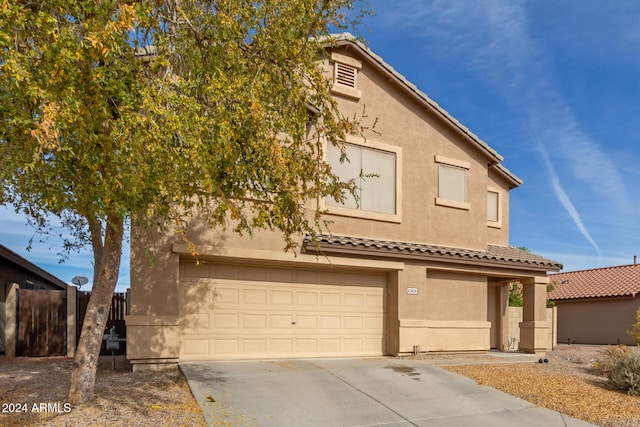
[305,235,562,270]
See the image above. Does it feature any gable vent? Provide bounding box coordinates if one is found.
[335,62,357,88]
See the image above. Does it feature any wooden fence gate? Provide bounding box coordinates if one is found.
[77,291,127,355]
[16,289,66,357]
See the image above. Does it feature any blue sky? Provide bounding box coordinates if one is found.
[1,1,639,291]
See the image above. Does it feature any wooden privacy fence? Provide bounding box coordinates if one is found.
[78,291,127,355]
[16,289,66,357]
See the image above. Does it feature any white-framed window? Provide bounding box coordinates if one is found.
[324,138,401,222]
[487,188,502,227]
[435,156,470,210]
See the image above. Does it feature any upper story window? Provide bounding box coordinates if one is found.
[324,138,402,222]
[487,188,502,228]
[435,155,470,210]
[330,52,362,100]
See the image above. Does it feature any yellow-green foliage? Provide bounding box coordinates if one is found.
[0,0,372,252]
[0,0,370,403]
[627,307,640,345]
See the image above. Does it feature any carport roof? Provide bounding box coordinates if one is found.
[304,235,562,272]
[548,263,640,300]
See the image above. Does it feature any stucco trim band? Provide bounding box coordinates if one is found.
[172,243,405,272]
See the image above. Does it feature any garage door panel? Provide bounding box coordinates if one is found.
[320,315,341,329]
[243,314,267,329]
[180,283,213,312]
[296,315,317,329]
[271,290,293,306]
[270,315,294,329]
[344,338,364,352]
[183,339,210,356]
[243,289,267,305]
[320,292,341,307]
[345,293,364,307]
[182,313,210,331]
[344,316,364,329]
[366,294,383,309]
[366,315,384,330]
[243,339,266,354]
[295,339,317,353]
[271,339,293,353]
[213,287,239,305]
[213,339,238,354]
[179,268,385,360]
[296,292,318,306]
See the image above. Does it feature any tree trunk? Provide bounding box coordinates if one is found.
[69,212,124,404]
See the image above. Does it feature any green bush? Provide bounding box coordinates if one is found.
[627,307,640,345]
[607,346,640,395]
[508,282,523,307]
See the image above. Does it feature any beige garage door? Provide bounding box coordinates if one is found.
[178,262,386,360]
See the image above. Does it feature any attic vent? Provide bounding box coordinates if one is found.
[330,52,362,100]
[335,62,357,88]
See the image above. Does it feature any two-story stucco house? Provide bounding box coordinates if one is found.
[126,34,562,370]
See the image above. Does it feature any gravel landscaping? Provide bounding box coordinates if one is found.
[1,345,639,426]
[440,345,640,427]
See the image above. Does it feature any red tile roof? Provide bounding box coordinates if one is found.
[548,264,640,300]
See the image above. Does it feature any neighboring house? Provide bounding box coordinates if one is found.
[126,34,562,370]
[0,244,77,357]
[548,263,640,345]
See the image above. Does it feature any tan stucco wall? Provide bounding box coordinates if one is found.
[487,168,511,246]
[392,268,492,354]
[321,46,509,251]
[127,44,554,365]
[127,229,182,368]
[555,298,640,345]
[138,45,513,259]
[508,306,557,351]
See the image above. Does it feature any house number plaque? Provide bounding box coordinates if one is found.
[406,287,418,295]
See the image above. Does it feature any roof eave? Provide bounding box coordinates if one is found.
[493,164,523,188]
[304,240,561,273]
[0,244,69,290]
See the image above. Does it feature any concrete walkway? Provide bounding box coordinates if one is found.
[181,356,596,427]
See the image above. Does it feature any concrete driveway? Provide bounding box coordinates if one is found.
[180,358,595,427]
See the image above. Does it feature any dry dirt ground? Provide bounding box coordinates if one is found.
[1,345,639,426]
[0,355,206,427]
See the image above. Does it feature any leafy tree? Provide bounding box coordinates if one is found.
[627,307,640,345]
[0,0,369,404]
[507,247,528,307]
[508,282,523,307]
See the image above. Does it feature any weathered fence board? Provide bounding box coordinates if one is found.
[16,290,66,357]
[77,291,127,355]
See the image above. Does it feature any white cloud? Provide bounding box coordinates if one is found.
[538,146,601,254]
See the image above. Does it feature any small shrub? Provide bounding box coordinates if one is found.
[627,307,640,345]
[607,346,640,395]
